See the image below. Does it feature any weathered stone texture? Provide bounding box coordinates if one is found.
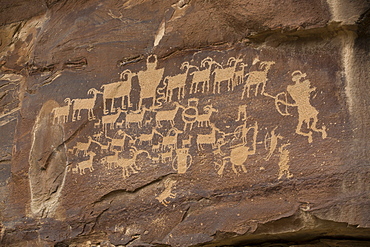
[0,0,369,246]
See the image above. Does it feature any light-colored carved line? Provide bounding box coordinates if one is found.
[0,107,20,126]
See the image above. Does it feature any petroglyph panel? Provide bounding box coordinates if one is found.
[19,44,348,213]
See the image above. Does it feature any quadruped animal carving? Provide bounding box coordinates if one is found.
[190,57,221,94]
[156,180,176,206]
[51,98,72,124]
[154,102,184,128]
[212,57,243,94]
[242,61,275,99]
[196,104,218,127]
[116,147,150,178]
[163,61,196,101]
[101,69,134,114]
[76,151,96,175]
[71,88,100,121]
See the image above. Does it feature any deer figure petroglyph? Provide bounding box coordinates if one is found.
[182,135,192,148]
[163,61,196,101]
[69,136,93,156]
[125,109,147,128]
[101,150,119,169]
[52,98,72,124]
[137,55,165,109]
[242,61,275,99]
[101,69,134,114]
[108,130,134,151]
[154,102,184,128]
[71,88,100,121]
[212,57,243,94]
[100,108,123,133]
[161,127,183,151]
[160,147,173,162]
[156,180,176,206]
[196,123,223,150]
[76,151,96,175]
[190,57,222,94]
[137,128,163,146]
[196,104,218,127]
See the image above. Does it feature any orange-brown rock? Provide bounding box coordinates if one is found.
[0,0,369,246]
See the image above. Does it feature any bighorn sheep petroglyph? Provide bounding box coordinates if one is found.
[155,102,184,128]
[52,98,72,124]
[190,57,221,94]
[101,69,135,114]
[242,61,275,99]
[212,57,243,93]
[163,61,196,101]
[71,88,100,121]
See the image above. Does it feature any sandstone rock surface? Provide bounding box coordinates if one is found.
[0,0,369,246]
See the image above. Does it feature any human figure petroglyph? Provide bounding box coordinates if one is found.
[154,102,184,128]
[76,151,96,175]
[264,70,327,143]
[161,127,183,151]
[137,55,165,109]
[196,104,218,127]
[277,143,293,180]
[137,128,163,146]
[125,108,147,128]
[71,88,100,121]
[287,71,327,143]
[221,122,258,174]
[51,98,72,124]
[172,148,192,174]
[264,126,283,161]
[190,57,221,94]
[156,180,176,206]
[212,57,243,94]
[241,61,275,99]
[163,61,196,101]
[236,104,247,122]
[101,69,134,114]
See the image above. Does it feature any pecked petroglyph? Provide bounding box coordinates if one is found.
[156,179,177,206]
[264,70,327,143]
[47,51,329,182]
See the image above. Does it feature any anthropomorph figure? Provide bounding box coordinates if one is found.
[264,70,327,143]
[287,71,327,143]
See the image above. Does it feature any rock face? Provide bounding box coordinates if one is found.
[1,0,370,246]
